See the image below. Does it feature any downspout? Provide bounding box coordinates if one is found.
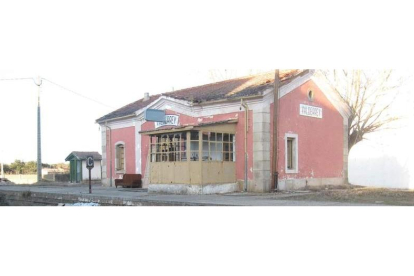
[272,70,280,191]
[241,99,249,192]
[105,122,113,187]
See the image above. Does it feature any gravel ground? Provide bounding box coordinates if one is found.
[284,187,414,206]
[2,183,414,206]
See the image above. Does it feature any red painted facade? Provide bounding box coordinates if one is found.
[106,126,136,179]
[102,76,347,191]
[270,80,344,180]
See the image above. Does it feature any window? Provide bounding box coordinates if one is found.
[308,89,314,101]
[149,130,236,163]
[285,134,298,173]
[115,143,125,171]
[201,131,235,162]
[190,131,199,161]
[150,133,187,162]
[287,138,293,169]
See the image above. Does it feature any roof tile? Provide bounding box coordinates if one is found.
[96,70,306,123]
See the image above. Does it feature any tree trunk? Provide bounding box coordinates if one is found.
[348,130,363,151]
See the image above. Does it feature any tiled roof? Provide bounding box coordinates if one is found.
[96,70,306,123]
[65,151,102,161]
[96,95,161,123]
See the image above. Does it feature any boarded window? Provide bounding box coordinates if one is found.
[287,138,293,169]
[115,144,125,171]
[286,134,298,173]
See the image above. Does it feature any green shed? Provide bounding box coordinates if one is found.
[65,151,102,183]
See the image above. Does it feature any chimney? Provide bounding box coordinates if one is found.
[143,92,150,101]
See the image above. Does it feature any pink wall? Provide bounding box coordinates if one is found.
[141,109,253,182]
[270,80,344,180]
[106,126,136,179]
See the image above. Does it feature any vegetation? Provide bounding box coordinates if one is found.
[322,70,407,151]
[3,160,69,174]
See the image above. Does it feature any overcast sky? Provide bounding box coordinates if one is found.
[1,0,414,165]
[0,1,278,164]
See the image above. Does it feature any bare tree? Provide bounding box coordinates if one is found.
[323,70,406,151]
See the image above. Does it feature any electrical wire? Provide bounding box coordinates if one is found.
[0,77,33,81]
[41,78,114,109]
[1,76,115,109]
[1,76,115,110]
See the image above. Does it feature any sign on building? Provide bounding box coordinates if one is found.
[145,109,166,122]
[155,115,180,128]
[299,104,323,119]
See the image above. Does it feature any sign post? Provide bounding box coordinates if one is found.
[86,156,94,194]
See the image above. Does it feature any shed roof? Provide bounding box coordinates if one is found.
[65,151,102,161]
[96,70,306,123]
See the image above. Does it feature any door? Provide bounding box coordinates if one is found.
[76,160,81,183]
[70,160,75,182]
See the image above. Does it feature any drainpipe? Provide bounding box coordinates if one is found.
[272,70,280,191]
[105,122,113,187]
[241,99,249,192]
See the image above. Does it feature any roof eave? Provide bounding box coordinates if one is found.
[96,113,136,125]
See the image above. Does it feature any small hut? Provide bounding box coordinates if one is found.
[65,151,102,183]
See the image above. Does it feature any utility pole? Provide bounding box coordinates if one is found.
[272,70,280,190]
[0,149,3,178]
[35,76,42,182]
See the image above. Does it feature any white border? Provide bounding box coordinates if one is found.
[285,133,298,174]
[114,141,126,174]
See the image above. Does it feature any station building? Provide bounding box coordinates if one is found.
[96,70,351,194]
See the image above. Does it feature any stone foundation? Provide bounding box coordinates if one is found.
[278,177,347,190]
[148,183,240,195]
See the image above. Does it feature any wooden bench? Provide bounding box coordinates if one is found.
[115,174,142,188]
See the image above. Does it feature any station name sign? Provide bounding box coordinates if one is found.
[300,104,323,119]
[155,115,180,128]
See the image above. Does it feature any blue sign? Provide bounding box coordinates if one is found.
[145,109,166,122]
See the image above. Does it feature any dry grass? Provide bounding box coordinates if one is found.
[286,187,414,206]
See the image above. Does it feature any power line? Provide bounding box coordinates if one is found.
[41,78,115,109]
[0,77,33,81]
[1,76,115,109]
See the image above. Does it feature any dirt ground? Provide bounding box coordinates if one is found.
[285,186,414,206]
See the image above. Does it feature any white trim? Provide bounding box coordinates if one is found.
[310,71,352,120]
[100,118,135,130]
[101,70,351,129]
[285,133,298,174]
[280,70,316,99]
[262,70,315,103]
[135,120,142,174]
[135,95,269,121]
[114,141,126,173]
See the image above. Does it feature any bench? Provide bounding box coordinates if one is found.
[115,174,142,188]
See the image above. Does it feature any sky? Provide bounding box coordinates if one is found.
[1,0,414,166]
[0,1,277,164]
[0,68,267,164]
[3,1,414,272]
